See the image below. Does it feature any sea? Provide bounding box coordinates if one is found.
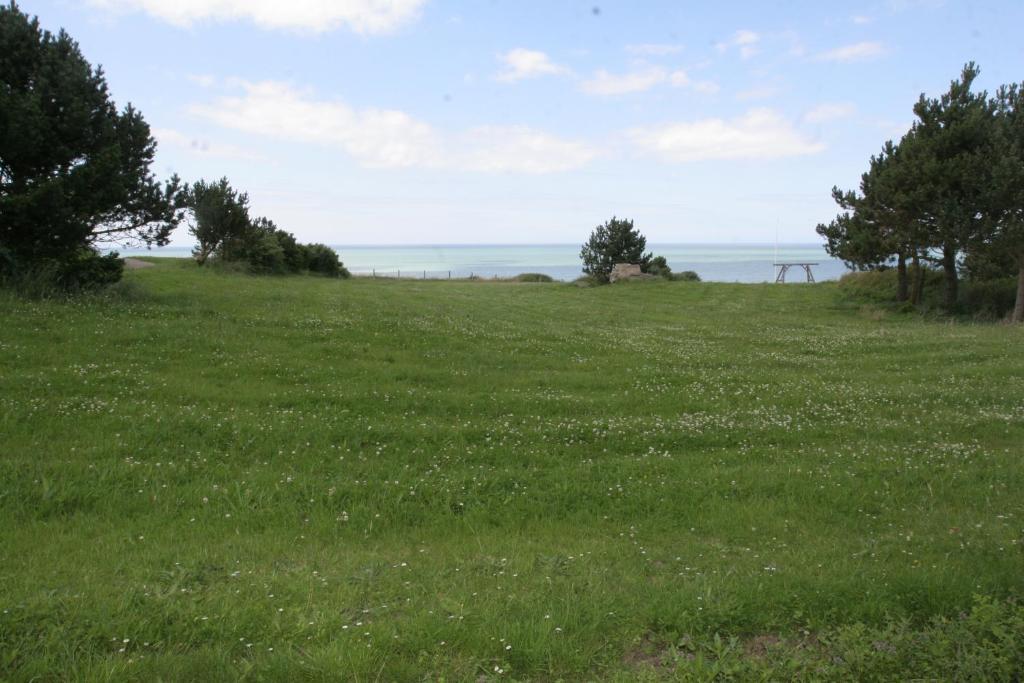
[113,243,847,283]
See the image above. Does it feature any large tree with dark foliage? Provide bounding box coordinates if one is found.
[910,63,996,310]
[580,216,652,283]
[988,83,1024,322]
[818,137,932,304]
[817,63,1024,317]
[0,2,182,286]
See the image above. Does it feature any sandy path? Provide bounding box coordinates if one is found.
[124,258,155,270]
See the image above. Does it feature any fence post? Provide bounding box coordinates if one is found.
[448,271,451,280]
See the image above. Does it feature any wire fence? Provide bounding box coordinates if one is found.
[350,269,494,280]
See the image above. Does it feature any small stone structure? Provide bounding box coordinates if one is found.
[610,263,653,283]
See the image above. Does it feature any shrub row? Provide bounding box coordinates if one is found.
[839,268,1016,318]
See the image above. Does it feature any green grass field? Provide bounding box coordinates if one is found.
[2,260,1023,681]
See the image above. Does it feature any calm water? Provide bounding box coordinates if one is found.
[115,243,847,283]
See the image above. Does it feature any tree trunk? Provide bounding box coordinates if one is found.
[1014,257,1024,324]
[896,253,908,302]
[941,246,958,312]
[910,252,924,306]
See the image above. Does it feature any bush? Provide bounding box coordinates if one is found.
[963,278,1017,319]
[302,244,350,278]
[1,248,124,296]
[513,273,554,282]
[274,230,306,273]
[839,268,1013,317]
[646,255,672,279]
[1,249,124,297]
[242,231,289,274]
[838,269,931,304]
[572,275,601,287]
[672,270,701,282]
[57,251,126,291]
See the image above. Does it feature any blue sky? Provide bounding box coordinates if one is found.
[23,0,1024,245]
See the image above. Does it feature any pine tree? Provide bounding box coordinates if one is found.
[580,217,652,283]
[0,2,182,283]
[910,63,996,311]
[183,178,252,265]
[988,83,1024,322]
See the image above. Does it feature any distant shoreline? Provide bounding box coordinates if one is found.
[114,244,847,284]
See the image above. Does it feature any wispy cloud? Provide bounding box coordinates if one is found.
[626,43,684,56]
[86,0,426,33]
[815,41,887,63]
[495,49,570,82]
[580,66,712,96]
[188,81,597,173]
[716,29,760,59]
[803,102,856,123]
[581,67,670,95]
[627,108,824,162]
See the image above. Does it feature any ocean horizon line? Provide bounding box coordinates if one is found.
[148,241,828,250]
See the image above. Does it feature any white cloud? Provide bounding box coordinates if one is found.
[626,43,684,56]
[669,70,690,87]
[803,102,856,123]
[87,0,426,33]
[627,108,824,162]
[851,15,873,24]
[496,49,569,82]
[189,82,442,168]
[716,29,760,59]
[153,127,263,161]
[815,41,886,63]
[579,67,707,96]
[581,67,668,95]
[188,81,597,173]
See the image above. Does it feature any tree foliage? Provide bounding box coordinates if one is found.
[818,63,1024,319]
[183,178,251,266]
[988,83,1024,321]
[181,178,349,278]
[646,255,672,279]
[580,217,652,283]
[0,1,182,288]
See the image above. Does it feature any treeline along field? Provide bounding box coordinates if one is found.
[1,263,1022,680]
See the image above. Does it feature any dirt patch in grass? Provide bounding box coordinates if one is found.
[124,258,155,270]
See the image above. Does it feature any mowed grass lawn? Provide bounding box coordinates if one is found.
[1,260,1022,681]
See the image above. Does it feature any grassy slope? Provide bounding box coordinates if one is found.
[1,261,1022,680]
